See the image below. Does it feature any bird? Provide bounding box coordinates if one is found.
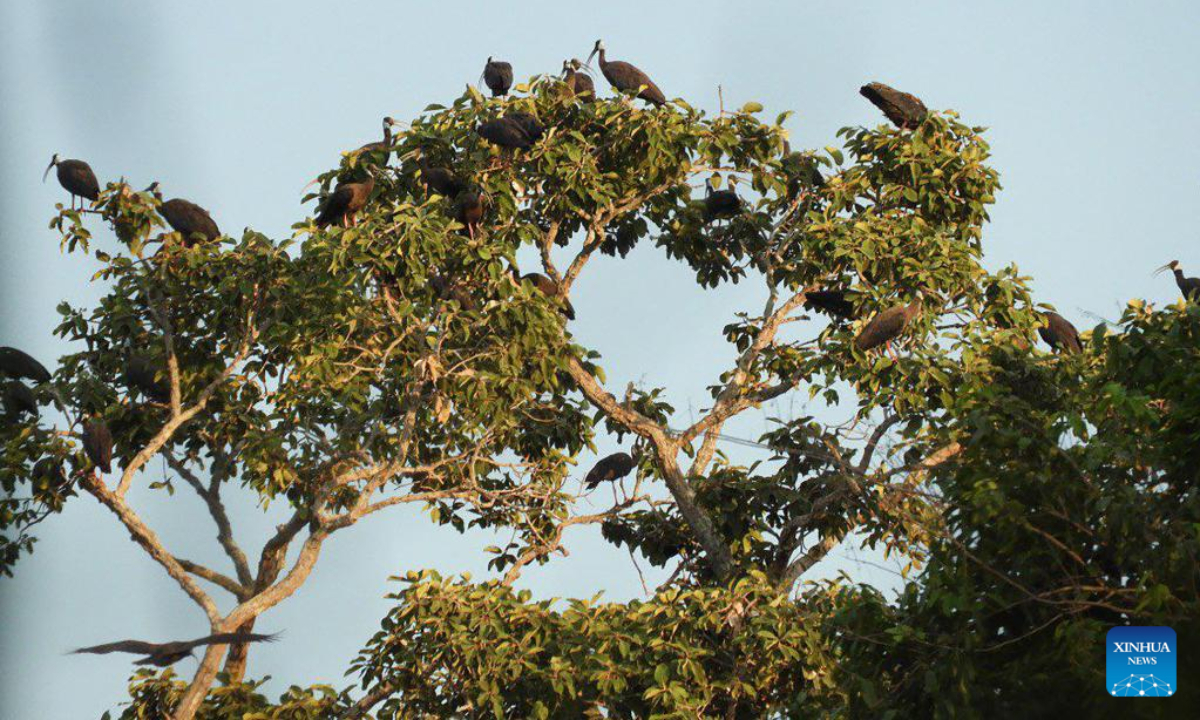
[854,295,924,353]
[0,347,52,384]
[32,457,66,486]
[482,57,513,97]
[562,59,595,102]
[477,116,535,150]
[3,380,38,418]
[353,116,399,157]
[519,272,575,320]
[82,418,113,474]
[43,154,100,210]
[584,452,635,490]
[859,82,928,130]
[1155,260,1200,301]
[453,188,485,238]
[73,631,278,667]
[124,355,170,403]
[587,40,666,106]
[412,150,466,198]
[146,183,221,246]
[781,142,826,198]
[430,274,480,312]
[803,290,854,320]
[315,169,377,228]
[505,111,544,143]
[703,177,741,223]
[1037,312,1082,354]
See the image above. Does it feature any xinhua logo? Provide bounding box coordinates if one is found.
[1106,626,1176,697]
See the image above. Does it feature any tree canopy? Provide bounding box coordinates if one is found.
[3,67,1198,719]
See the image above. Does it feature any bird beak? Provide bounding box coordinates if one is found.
[42,160,54,183]
[301,176,322,193]
[1152,263,1173,276]
[586,48,598,65]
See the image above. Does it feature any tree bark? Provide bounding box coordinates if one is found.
[221,616,256,683]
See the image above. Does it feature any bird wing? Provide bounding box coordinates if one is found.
[185,631,280,650]
[74,640,163,656]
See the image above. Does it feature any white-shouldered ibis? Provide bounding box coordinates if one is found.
[315,168,377,228]
[519,271,575,320]
[587,40,666,106]
[477,116,534,150]
[563,59,595,102]
[1038,312,1081,354]
[44,154,99,210]
[482,57,513,97]
[855,294,925,355]
[453,188,485,238]
[82,417,113,474]
[703,176,741,223]
[73,631,278,667]
[860,82,928,130]
[1155,260,1200,301]
[584,451,635,490]
[146,183,221,246]
[804,290,854,320]
[3,380,38,418]
[0,347,52,384]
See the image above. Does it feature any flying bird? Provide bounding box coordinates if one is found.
[315,170,377,228]
[0,347,52,384]
[859,82,928,130]
[482,57,513,97]
[73,631,278,667]
[146,183,221,246]
[584,452,635,490]
[1155,260,1200,301]
[855,295,924,353]
[82,418,113,474]
[588,40,666,106]
[1038,312,1082,354]
[43,154,100,210]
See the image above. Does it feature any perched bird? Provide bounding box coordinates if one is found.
[703,177,741,223]
[412,150,466,198]
[855,295,924,352]
[3,380,38,418]
[0,347,52,383]
[519,272,575,320]
[1155,260,1200,301]
[430,274,480,312]
[505,111,544,143]
[453,189,485,238]
[562,59,595,101]
[859,82,928,130]
[587,40,666,106]
[73,631,278,667]
[146,183,221,246]
[82,418,113,474]
[781,142,825,198]
[1038,312,1082,354]
[482,57,513,97]
[584,452,635,490]
[32,457,66,486]
[43,154,100,210]
[315,170,377,228]
[353,116,399,157]
[477,116,534,150]
[803,290,854,320]
[124,355,170,403]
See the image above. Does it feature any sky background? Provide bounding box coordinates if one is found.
[2,1,1199,717]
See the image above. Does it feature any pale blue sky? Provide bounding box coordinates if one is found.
[2,1,1199,717]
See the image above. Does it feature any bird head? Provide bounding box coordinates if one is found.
[42,153,61,182]
[587,40,604,64]
[1153,260,1180,275]
[487,55,494,65]
[144,182,163,200]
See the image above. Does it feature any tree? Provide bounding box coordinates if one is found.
[3,70,1196,719]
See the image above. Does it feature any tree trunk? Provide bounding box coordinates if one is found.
[221,617,257,683]
[171,642,226,720]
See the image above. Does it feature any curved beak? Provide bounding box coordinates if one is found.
[586,48,598,65]
[1153,263,1173,276]
[301,175,322,193]
[42,160,55,183]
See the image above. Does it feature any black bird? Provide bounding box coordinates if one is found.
[588,40,666,106]
[146,183,221,246]
[0,347,52,384]
[584,452,635,490]
[482,57,513,97]
[43,154,100,210]
[430,274,480,312]
[519,272,575,320]
[1038,312,1082,354]
[859,82,928,130]
[315,170,376,228]
[124,355,170,403]
[477,116,534,150]
[453,189,485,239]
[73,631,278,667]
[32,457,66,486]
[3,380,38,418]
[412,150,466,198]
[563,59,595,102]
[353,116,399,157]
[855,295,924,353]
[505,111,544,143]
[82,418,113,474]
[1155,260,1200,301]
[703,177,741,223]
[803,290,854,320]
